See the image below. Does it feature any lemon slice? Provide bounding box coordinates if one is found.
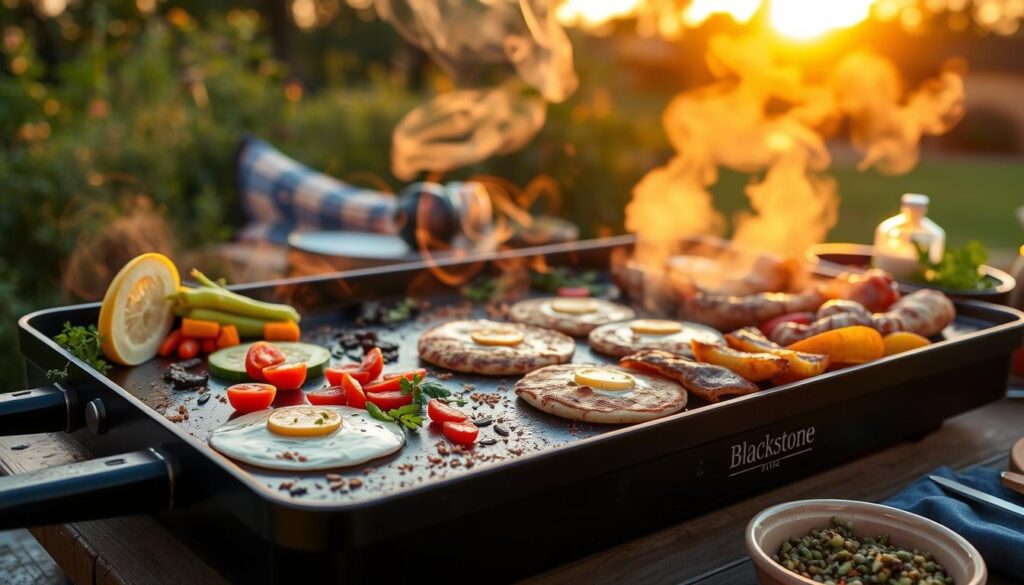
[630,319,682,335]
[574,368,635,390]
[551,298,598,315]
[471,328,525,347]
[98,253,180,366]
[268,406,342,437]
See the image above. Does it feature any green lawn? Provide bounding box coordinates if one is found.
[709,157,1024,252]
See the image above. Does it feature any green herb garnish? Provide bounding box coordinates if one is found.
[52,322,110,375]
[366,402,424,430]
[399,373,455,406]
[915,240,993,291]
[461,276,500,303]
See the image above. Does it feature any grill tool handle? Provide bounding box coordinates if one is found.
[0,385,75,435]
[0,448,175,530]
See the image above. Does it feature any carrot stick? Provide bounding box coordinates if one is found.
[264,321,300,342]
[217,325,241,349]
[181,318,221,339]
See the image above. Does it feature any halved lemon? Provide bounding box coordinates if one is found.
[98,253,180,365]
[550,298,598,314]
[630,319,683,335]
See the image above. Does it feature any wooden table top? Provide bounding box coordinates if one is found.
[1,398,1022,585]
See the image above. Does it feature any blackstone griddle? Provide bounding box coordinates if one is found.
[3,236,1023,583]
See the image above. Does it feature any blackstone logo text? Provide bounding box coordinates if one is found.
[730,427,816,470]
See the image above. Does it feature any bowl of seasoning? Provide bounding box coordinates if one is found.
[746,499,986,585]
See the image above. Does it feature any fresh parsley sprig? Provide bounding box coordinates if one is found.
[366,402,424,430]
[399,374,445,405]
[52,322,110,375]
[367,374,465,430]
[915,240,993,291]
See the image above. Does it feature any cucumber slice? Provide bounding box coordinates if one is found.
[207,342,331,382]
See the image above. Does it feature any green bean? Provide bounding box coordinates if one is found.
[170,287,300,323]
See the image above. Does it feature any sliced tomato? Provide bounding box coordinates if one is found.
[364,390,413,411]
[340,372,366,408]
[178,339,200,360]
[262,362,307,391]
[364,370,427,393]
[307,386,348,406]
[158,329,182,357]
[361,347,384,381]
[245,341,285,382]
[226,383,277,413]
[442,420,479,445]
[325,365,372,386]
[427,399,468,424]
[759,312,815,337]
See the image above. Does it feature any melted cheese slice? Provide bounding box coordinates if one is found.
[630,319,683,335]
[574,368,635,391]
[550,298,599,315]
[471,328,525,347]
[268,406,342,437]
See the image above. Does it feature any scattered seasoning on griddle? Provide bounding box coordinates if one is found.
[278,481,294,490]
[197,393,211,406]
[348,478,363,489]
[478,438,498,446]
[289,486,308,497]
[165,404,190,423]
[494,425,510,437]
[435,371,454,381]
[325,473,342,482]
[329,480,346,491]
[472,416,493,427]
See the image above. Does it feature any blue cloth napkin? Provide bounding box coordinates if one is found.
[884,466,1024,578]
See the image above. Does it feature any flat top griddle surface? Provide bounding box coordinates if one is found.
[103,290,991,506]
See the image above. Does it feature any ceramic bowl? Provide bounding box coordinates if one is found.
[746,499,987,585]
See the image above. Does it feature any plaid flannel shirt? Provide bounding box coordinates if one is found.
[236,137,397,243]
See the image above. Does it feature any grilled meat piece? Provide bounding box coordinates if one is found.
[681,289,825,332]
[619,349,759,403]
[872,289,955,338]
[769,290,955,345]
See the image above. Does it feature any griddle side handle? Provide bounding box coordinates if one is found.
[0,448,175,530]
[0,385,74,435]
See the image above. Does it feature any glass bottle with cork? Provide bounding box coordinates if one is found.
[872,193,945,281]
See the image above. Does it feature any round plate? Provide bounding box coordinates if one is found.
[289,231,415,261]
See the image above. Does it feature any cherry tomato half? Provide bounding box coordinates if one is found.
[427,399,468,424]
[364,390,413,411]
[340,372,366,408]
[226,383,277,413]
[307,386,347,406]
[245,341,285,382]
[201,338,218,355]
[442,420,479,445]
[262,362,308,391]
[178,339,200,360]
[364,369,427,393]
[326,365,371,386]
[361,347,385,381]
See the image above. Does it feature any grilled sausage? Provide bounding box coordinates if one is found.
[680,289,825,332]
[769,300,874,345]
[768,289,955,344]
[872,289,955,337]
